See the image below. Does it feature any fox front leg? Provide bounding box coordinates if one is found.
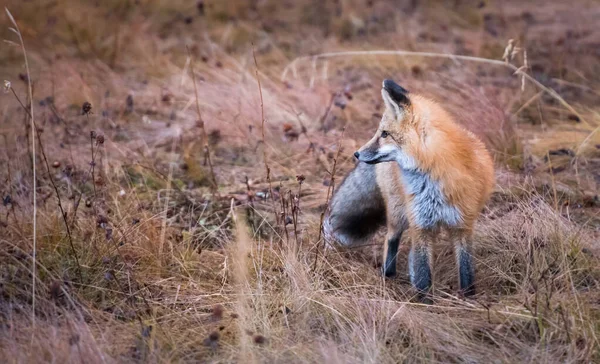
[408,230,436,303]
[382,217,408,277]
[383,231,401,277]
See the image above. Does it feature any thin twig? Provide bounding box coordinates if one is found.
[292,110,316,153]
[318,93,336,134]
[252,45,278,226]
[70,144,99,229]
[313,128,345,271]
[89,129,97,199]
[187,46,218,192]
[289,190,299,249]
[203,145,216,189]
[293,176,305,249]
[244,175,256,232]
[279,182,289,245]
[37,130,84,281]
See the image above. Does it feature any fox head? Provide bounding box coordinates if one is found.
[354,79,419,167]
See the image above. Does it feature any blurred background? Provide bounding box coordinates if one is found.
[1,1,599,362]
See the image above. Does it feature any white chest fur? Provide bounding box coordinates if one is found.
[394,151,462,229]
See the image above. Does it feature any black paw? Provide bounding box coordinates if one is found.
[413,292,433,305]
[382,265,396,278]
[461,285,476,298]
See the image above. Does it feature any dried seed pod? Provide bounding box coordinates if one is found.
[211,304,224,320]
[253,334,267,345]
[82,101,92,115]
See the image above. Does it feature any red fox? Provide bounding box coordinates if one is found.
[324,79,495,300]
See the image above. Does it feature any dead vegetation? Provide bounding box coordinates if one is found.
[1,0,599,363]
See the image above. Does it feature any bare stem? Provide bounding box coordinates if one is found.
[37,130,83,281]
[290,190,299,249]
[279,182,289,245]
[252,45,278,226]
[90,126,97,199]
[70,129,100,229]
[314,128,345,271]
[318,93,336,134]
[187,46,218,192]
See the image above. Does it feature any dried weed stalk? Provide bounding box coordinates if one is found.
[252,45,278,226]
[187,46,218,192]
[6,7,37,325]
[314,128,345,270]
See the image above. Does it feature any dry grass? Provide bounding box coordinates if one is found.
[1,0,599,363]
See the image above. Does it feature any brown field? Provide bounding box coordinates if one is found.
[1,0,599,362]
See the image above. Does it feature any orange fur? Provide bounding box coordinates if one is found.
[405,95,495,231]
[361,94,495,234]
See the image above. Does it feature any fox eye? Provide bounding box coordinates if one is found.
[381,131,389,138]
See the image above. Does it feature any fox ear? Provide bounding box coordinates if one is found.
[381,79,410,118]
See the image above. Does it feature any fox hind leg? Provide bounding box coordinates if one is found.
[453,230,476,297]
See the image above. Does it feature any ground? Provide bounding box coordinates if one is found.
[1,0,599,363]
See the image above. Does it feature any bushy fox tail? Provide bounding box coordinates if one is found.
[323,162,386,247]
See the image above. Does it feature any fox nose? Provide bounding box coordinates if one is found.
[354,151,360,159]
